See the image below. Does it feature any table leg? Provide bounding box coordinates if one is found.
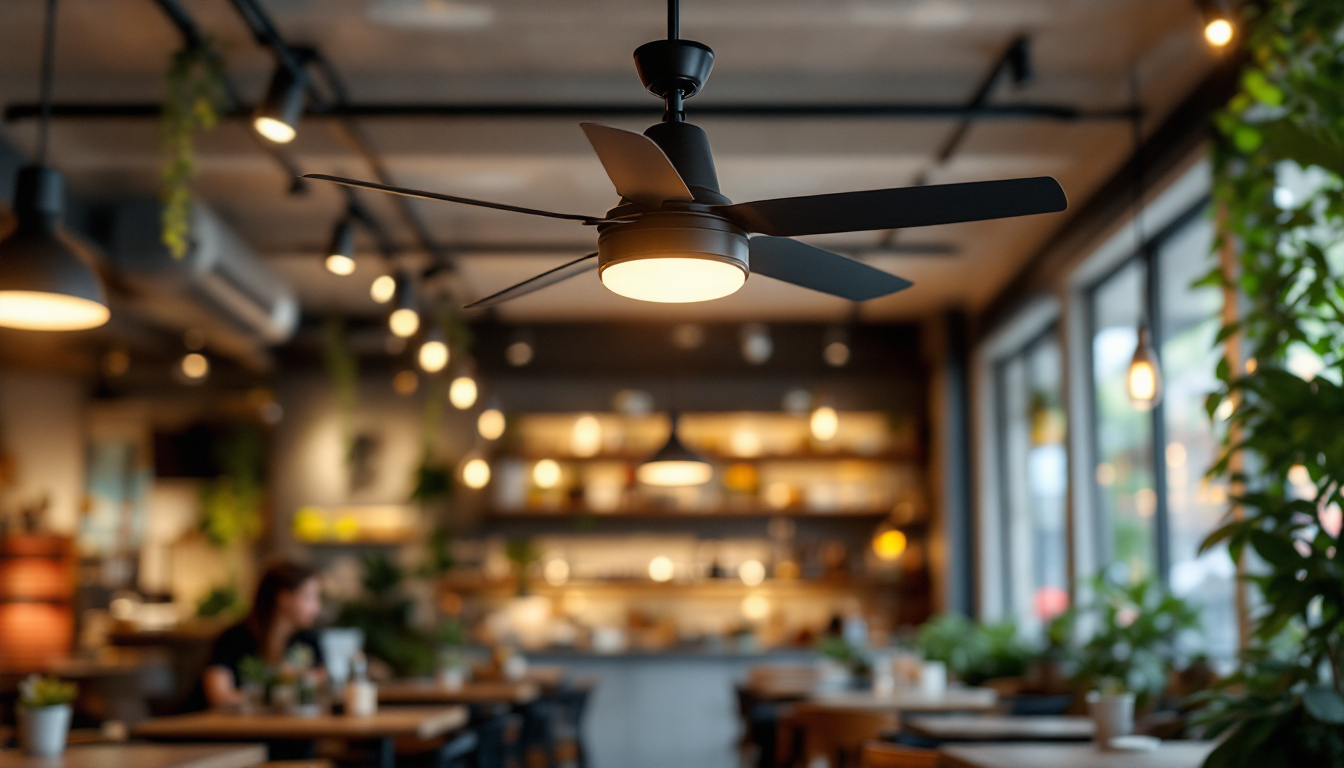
[377,736,396,768]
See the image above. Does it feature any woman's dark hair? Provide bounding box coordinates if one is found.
[245,560,319,641]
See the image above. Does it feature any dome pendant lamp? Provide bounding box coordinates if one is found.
[638,413,712,487]
[0,0,108,331]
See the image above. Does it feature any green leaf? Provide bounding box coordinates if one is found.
[1243,70,1285,107]
[1248,529,1303,569]
[1302,686,1344,724]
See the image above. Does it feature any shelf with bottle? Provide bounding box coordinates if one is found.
[437,573,914,597]
[481,506,915,522]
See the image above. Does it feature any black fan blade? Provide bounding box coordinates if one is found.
[717,177,1066,237]
[581,123,693,208]
[750,236,912,301]
[303,174,613,224]
[463,253,598,309]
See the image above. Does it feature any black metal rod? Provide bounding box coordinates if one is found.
[5,101,1137,122]
[933,35,1030,164]
[150,0,308,190]
[668,0,679,40]
[36,0,59,165]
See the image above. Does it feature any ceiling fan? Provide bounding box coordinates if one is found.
[305,0,1067,309]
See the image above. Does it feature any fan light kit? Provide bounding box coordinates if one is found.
[304,0,1066,309]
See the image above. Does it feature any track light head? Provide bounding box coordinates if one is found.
[253,65,307,144]
[325,215,357,275]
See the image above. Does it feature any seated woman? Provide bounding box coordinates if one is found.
[201,560,326,709]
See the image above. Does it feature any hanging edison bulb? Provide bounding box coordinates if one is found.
[1127,326,1163,411]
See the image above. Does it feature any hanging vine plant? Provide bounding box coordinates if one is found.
[161,43,226,259]
[323,316,359,462]
[1194,2,1344,766]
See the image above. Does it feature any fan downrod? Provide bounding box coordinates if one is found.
[634,0,713,122]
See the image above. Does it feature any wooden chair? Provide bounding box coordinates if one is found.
[859,742,940,768]
[790,704,897,768]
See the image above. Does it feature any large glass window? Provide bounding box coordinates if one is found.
[1156,218,1238,658]
[993,330,1069,637]
[1089,260,1158,579]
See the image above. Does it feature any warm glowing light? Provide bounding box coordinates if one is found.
[739,559,766,587]
[1034,586,1070,620]
[461,458,491,489]
[1166,442,1187,468]
[326,253,356,276]
[0,292,110,331]
[180,352,209,381]
[544,559,570,586]
[730,428,762,458]
[1135,487,1157,518]
[741,594,771,621]
[637,460,713,487]
[764,482,793,510]
[370,274,396,303]
[393,370,419,395]
[506,340,533,366]
[1204,17,1234,47]
[810,405,839,441]
[478,408,506,441]
[533,459,561,489]
[824,341,851,367]
[601,257,746,303]
[571,414,602,457]
[418,340,450,373]
[1127,359,1159,407]
[648,556,675,583]
[872,529,907,561]
[449,376,478,409]
[253,116,296,144]
[1288,464,1311,487]
[389,308,420,338]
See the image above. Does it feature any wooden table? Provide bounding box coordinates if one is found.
[379,679,541,706]
[807,687,999,714]
[906,715,1093,742]
[940,741,1216,768]
[3,744,266,768]
[131,706,468,768]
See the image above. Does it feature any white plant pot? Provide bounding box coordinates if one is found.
[18,704,72,757]
[1086,692,1136,749]
[437,666,467,691]
[919,661,948,697]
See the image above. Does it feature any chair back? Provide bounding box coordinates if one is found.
[860,741,940,768]
[792,705,897,768]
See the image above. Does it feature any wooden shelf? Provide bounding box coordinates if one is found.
[493,450,922,464]
[483,508,901,522]
[439,575,910,597]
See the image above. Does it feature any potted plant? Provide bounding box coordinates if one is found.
[237,655,273,712]
[16,675,77,757]
[1191,2,1344,764]
[1053,573,1200,713]
[436,618,469,690]
[1086,676,1137,749]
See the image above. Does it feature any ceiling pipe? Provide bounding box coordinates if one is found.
[6,100,1136,122]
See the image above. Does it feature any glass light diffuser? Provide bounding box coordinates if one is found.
[601,257,745,303]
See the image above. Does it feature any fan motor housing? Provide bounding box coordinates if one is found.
[596,210,749,277]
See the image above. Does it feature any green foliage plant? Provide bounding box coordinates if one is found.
[913,614,1033,686]
[18,675,77,709]
[1193,3,1344,765]
[1053,574,1199,710]
[200,425,265,547]
[333,553,438,676]
[161,43,226,259]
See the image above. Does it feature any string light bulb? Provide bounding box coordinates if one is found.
[1201,0,1235,48]
[449,375,478,409]
[180,352,210,382]
[478,406,506,441]
[1127,326,1163,411]
[461,457,491,490]
[810,398,839,442]
[417,330,450,373]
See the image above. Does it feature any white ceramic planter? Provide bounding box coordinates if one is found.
[1086,691,1136,749]
[437,666,467,691]
[18,704,72,757]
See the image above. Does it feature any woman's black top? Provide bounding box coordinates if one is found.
[183,621,325,711]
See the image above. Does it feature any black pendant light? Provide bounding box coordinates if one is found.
[0,0,109,331]
[1125,70,1162,412]
[638,413,712,486]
